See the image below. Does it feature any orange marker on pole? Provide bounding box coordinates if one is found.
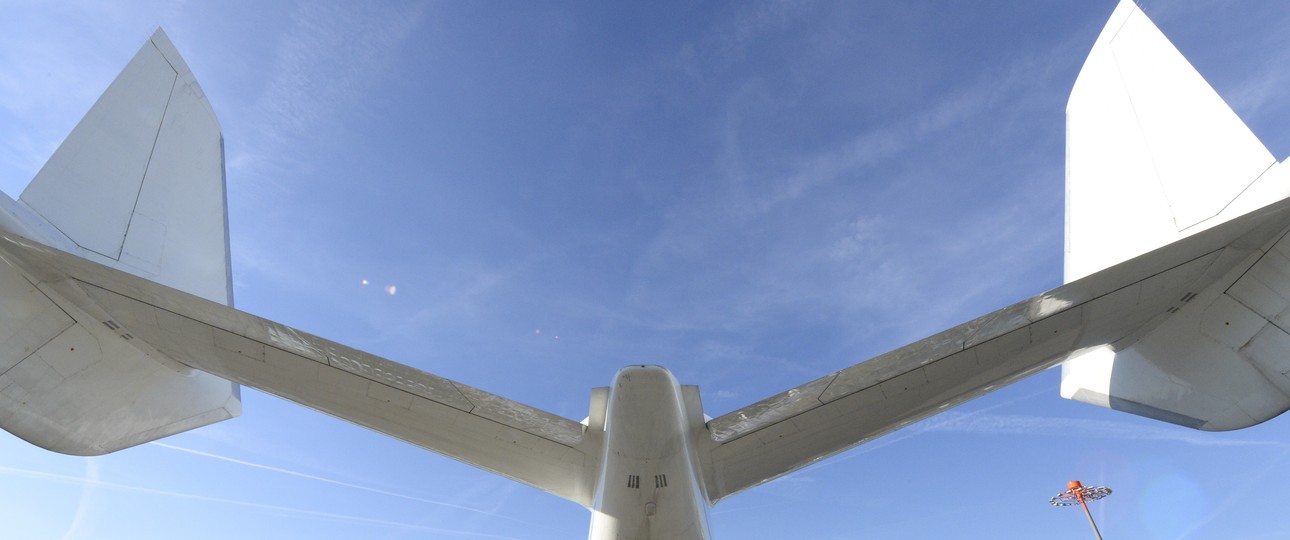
[1050,480,1112,540]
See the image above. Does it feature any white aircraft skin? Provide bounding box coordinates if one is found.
[4,2,1290,538]
[590,366,711,539]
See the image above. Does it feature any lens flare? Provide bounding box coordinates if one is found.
[385,285,397,296]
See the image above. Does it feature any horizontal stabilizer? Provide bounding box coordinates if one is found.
[701,193,1290,502]
[0,231,599,506]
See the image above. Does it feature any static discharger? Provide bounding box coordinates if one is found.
[1050,480,1112,540]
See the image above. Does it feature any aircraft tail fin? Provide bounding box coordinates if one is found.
[0,29,240,455]
[1064,0,1285,283]
[1061,1,1290,431]
[19,28,232,306]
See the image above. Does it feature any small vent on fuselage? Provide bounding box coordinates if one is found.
[103,320,121,330]
[655,474,668,488]
[627,475,640,489]
[1164,291,1198,315]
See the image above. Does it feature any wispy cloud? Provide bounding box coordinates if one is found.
[234,1,429,180]
[599,25,1081,395]
[224,2,433,316]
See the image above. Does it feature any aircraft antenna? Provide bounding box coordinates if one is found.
[1049,479,1112,540]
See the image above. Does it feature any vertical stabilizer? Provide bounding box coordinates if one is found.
[0,29,240,456]
[20,29,232,306]
[1065,0,1285,283]
[1061,2,1290,431]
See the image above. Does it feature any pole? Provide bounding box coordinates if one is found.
[1078,496,1104,540]
[1068,481,1104,540]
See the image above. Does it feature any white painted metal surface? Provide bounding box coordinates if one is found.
[19,29,231,306]
[2,2,1290,538]
[1060,0,1290,431]
[0,234,238,454]
[0,29,237,456]
[588,367,710,539]
[1064,0,1282,283]
[1062,218,1290,430]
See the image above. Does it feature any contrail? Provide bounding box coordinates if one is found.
[0,465,524,540]
[1176,447,1290,540]
[60,459,98,540]
[798,384,1054,472]
[147,441,532,525]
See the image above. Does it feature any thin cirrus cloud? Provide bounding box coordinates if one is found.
[239,2,429,175]
[625,34,1078,340]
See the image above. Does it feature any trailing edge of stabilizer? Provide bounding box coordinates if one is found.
[1061,1,1290,431]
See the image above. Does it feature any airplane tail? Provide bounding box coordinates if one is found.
[20,29,232,306]
[0,29,239,455]
[1064,0,1284,283]
[1061,1,1290,430]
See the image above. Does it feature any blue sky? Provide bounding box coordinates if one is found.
[3,1,1290,538]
